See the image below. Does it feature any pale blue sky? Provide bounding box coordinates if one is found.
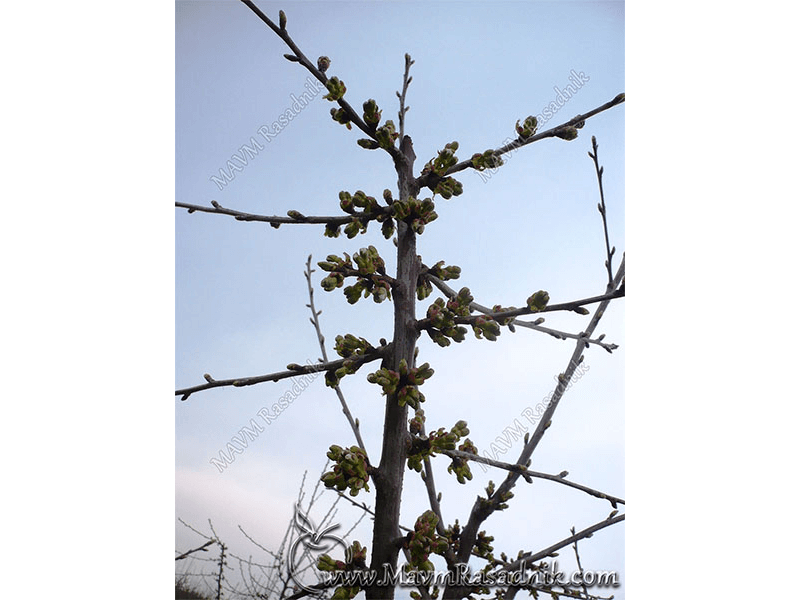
[176,0,624,596]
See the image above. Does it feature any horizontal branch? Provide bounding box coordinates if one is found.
[175,200,390,227]
[442,449,624,508]
[426,274,618,352]
[175,344,391,401]
[416,287,624,333]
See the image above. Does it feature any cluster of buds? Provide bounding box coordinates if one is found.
[447,437,477,484]
[472,315,501,341]
[404,511,449,573]
[473,530,495,561]
[407,420,471,473]
[318,541,367,600]
[416,261,461,300]
[367,358,434,409]
[330,107,352,130]
[420,142,463,200]
[333,334,374,359]
[324,190,394,239]
[491,304,517,327]
[391,196,438,234]
[362,99,381,130]
[481,480,514,512]
[425,141,459,176]
[375,119,398,150]
[341,189,376,214]
[322,445,370,497]
[526,290,550,312]
[432,176,463,199]
[424,287,474,347]
[325,333,375,388]
[515,115,538,139]
[470,149,504,172]
[318,248,393,305]
[324,76,347,101]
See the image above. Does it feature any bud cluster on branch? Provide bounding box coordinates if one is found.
[322,445,371,497]
[318,540,368,600]
[367,358,434,410]
[404,511,449,573]
[407,416,474,484]
[318,247,394,305]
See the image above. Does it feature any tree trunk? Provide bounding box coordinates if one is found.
[367,136,418,599]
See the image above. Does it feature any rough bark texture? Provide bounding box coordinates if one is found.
[367,136,418,599]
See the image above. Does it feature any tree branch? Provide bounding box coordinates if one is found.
[175,540,216,561]
[175,345,391,401]
[416,93,624,190]
[304,256,368,453]
[500,513,625,574]
[425,274,619,352]
[238,0,402,162]
[446,258,624,592]
[588,136,615,287]
[175,200,390,228]
[441,449,623,508]
[416,286,624,334]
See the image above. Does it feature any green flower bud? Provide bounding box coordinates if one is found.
[526,290,550,311]
[381,219,395,239]
[375,120,398,149]
[555,126,578,141]
[515,115,538,138]
[317,56,330,72]
[330,107,352,129]
[362,99,382,128]
[323,223,341,238]
[357,138,379,150]
[324,77,347,101]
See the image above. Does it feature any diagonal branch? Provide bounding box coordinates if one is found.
[239,0,402,163]
[446,257,624,584]
[416,93,624,190]
[441,449,624,508]
[500,513,625,574]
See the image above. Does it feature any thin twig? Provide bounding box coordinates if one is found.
[304,255,367,452]
[588,136,615,287]
[176,540,216,561]
[570,526,590,599]
[397,53,414,140]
